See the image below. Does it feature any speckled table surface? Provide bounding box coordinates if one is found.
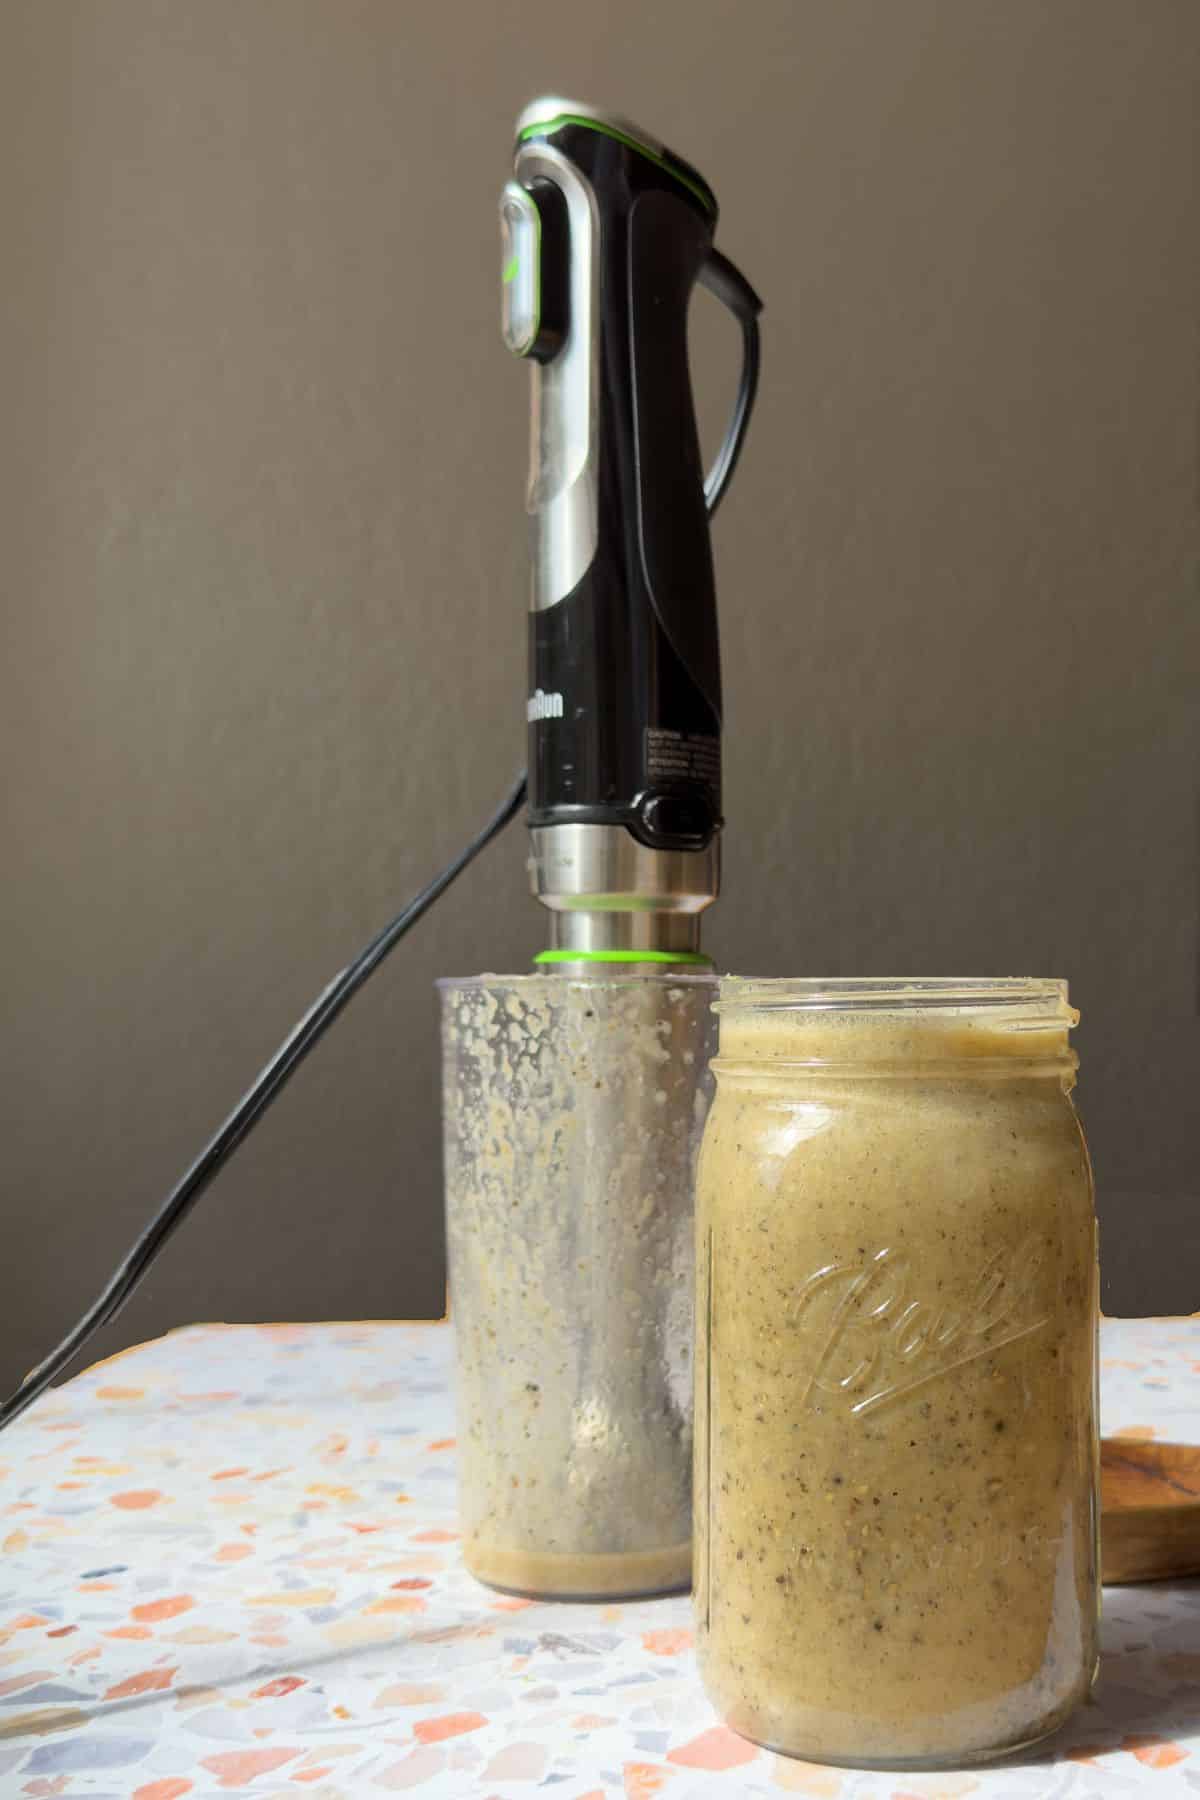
[1,1316,1197,1799]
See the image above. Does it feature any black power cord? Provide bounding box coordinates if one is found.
[698,248,763,519]
[0,771,528,1435]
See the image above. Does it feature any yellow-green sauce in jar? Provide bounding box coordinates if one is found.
[694,979,1099,1769]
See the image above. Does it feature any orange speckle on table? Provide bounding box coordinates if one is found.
[252,1467,292,1482]
[240,1524,258,1536]
[104,1625,153,1640]
[1124,1736,1190,1769]
[55,1482,86,1490]
[410,1528,458,1543]
[345,1522,384,1535]
[294,1746,364,1767]
[364,1595,426,1615]
[249,1633,289,1648]
[45,1627,76,1639]
[3,1530,29,1552]
[770,1757,845,1794]
[373,1683,446,1708]
[427,1438,456,1451]
[484,1741,547,1781]
[489,1596,533,1612]
[573,1714,617,1729]
[252,1675,306,1699]
[0,1672,52,1696]
[1111,1425,1158,1441]
[390,1578,433,1590]
[133,1781,194,1800]
[211,1468,249,1481]
[408,1622,483,1648]
[331,1704,352,1720]
[215,1542,253,1562]
[111,1489,163,1509]
[641,1627,693,1655]
[668,1726,758,1771]
[78,1581,116,1592]
[394,1494,412,1503]
[175,1684,222,1710]
[96,1386,145,1400]
[413,1710,487,1744]
[7,1614,49,1631]
[68,1647,100,1666]
[132,1596,194,1623]
[247,1588,336,1608]
[290,1771,332,1785]
[624,1765,674,1798]
[374,1748,445,1789]
[104,1664,178,1700]
[200,1748,302,1788]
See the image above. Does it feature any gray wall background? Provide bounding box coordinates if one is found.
[2,0,1197,1392]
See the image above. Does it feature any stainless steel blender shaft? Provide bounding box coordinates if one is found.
[528,824,720,962]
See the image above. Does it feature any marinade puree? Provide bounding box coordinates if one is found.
[441,974,713,1600]
[694,985,1099,1767]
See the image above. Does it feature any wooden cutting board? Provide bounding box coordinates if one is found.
[1101,1439,1200,1583]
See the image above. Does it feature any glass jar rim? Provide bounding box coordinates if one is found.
[714,976,1075,1023]
[437,970,717,993]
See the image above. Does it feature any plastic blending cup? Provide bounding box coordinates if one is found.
[439,971,716,1600]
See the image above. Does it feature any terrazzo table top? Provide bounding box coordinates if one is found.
[1,1316,1198,1798]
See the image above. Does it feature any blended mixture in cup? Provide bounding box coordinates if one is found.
[694,979,1099,1769]
[441,973,714,1599]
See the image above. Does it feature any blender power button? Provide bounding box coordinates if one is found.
[638,792,714,847]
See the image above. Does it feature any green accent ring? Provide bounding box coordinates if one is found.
[533,948,713,967]
[518,112,716,218]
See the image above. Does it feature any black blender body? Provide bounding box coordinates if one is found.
[502,99,760,964]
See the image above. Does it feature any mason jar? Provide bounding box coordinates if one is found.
[440,972,715,1599]
[694,978,1099,1769]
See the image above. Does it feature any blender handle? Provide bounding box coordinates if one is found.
[698,249,764,518]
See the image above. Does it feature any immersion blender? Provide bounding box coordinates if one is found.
[0,100,759,1467]
[440,98,762,1600]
